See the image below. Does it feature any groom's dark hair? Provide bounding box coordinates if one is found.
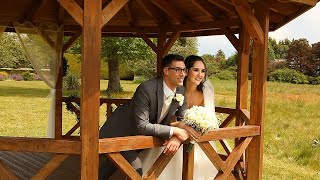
[161,54,184,70]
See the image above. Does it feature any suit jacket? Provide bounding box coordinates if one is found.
[100,77,187,139]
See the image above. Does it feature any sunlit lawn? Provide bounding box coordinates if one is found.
[0,79,319,179]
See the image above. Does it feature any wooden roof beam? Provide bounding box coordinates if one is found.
[231,0,264,45]
[101,0,129,28]
[124,4,135,25]
[139,32,159,54]
[191,0,219,20]
[162,32,181,55]
[223,28,240,51]
[208,0,237,17]
[136,0,168,24]
[57,5,65,26]
[62,31,81,52]
[278,0,318,6]
[151,0,187,23]
[57,0,84,27]
[20,0,49,22]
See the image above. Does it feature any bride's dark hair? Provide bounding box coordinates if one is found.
[184,55,208,92]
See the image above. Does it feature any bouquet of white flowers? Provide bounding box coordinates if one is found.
[182,106,219,152]
[182,106,219,134]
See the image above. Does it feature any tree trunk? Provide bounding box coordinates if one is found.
[107,57,121,91]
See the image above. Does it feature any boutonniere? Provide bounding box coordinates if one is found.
[173,93,184,106]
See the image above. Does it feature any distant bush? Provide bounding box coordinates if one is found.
[64,53,134,80]
[268,68,308,84]
[0,74,6,81]
[9,74,23,81]
[21,72,33,81]
[33,74,42,81]
[0,71,9,77]
[63,74,80,90]
[132,59,156,79]
[216,70,236,80]
[307,76,320,85]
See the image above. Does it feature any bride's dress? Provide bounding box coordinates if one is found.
[138,80,218,179]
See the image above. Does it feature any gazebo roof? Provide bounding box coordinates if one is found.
[0,0,318,37]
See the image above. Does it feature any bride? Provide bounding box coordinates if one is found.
[139,55,218,179]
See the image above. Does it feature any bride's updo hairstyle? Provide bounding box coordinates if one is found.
[184,55,208,92]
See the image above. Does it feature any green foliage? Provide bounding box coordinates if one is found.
[63,74,80,90]
[216,70,236,80]
[307,76,320,85]
[286,38,313,75]
[268,41,275,61]
[132,58,156,79]
[221,52,238,69]
[268,68,308,84]
[21,71,33,81]
[0,33,30,68]
[215,49,226,61]
[169,37,198,57]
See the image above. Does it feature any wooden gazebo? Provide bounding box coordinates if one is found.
[0,0,319,179]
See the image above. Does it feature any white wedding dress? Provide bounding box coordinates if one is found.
[138,80,218,179]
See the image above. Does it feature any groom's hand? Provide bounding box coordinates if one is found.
[173,127,189,142]
[163,136,181,155]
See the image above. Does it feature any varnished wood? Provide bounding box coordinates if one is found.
[57,0,84,27]
[143,152,175,179]
[62,31,81,52]
[106,153,143,180]
[124,4,135,25]
[139,32,159,54]
[81,0,101,179]
[198,126,260,142]
[281,0,318,6]
[182,145,194,180]
[162,31,181,55]
[231,0,264,45]
[99,136,163,153]
[224,28,239,51]
[219,113,236,128]
[0,137,81,154]
[247,3,269,180]
[191,0,219,19]
[0,160,18,180]
[136,0,167,24]
[31,154,69,180]
[198,142,225,171]
[101,0,129,28]
[151,0,186,23]
[156,32,166,76]
[208,0,237,16]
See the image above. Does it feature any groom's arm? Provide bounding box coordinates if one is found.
[133,84,172,139]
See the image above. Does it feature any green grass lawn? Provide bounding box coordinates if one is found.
[0,79,319,179]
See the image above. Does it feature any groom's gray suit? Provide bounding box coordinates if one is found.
[99,77,187,179]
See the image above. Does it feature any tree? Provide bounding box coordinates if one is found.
[169,37,198,57]
[309,42,320,76]
[286,38,312,75]
[215,49,226,61]
[0,33,29,68]
[101,37,153,92]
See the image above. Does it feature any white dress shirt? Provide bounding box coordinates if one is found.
[159,81,175,137]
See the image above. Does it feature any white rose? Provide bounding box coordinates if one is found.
[175,94,184,106]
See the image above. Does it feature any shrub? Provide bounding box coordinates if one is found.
[216,70,236,80]
[9,74,23,81]
[63,74,80,90]
[33,74,42,81]
[0,71,9,77]
[21,72,33,81]
[0,74,6,81]
[268,68,308,84]
[308,76,320,85]
[132,59,156,79]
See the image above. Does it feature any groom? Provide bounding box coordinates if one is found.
[99,54,190,179]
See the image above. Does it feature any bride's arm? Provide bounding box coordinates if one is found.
[170,121,201,141]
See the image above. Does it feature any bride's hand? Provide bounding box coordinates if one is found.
[179,123,201,141]
[173,127,189,142]
[163,136,181,155]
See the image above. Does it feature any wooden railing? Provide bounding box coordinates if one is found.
[0,97,259,179]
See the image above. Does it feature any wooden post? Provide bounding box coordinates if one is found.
[156,32,166,76]
[81,0,101,179]
[182,145,194,180]
[55,28,64,140]
[247,3,269,180]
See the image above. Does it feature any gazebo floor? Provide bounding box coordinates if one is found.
[0,151,80,179]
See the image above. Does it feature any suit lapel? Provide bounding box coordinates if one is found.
[156,77,163,122]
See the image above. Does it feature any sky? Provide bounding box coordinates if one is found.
[198,3,320,58]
